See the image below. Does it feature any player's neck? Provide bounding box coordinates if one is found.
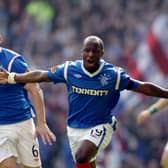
[84,63,100,73]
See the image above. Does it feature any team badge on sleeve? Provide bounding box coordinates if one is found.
[50,66,57,73]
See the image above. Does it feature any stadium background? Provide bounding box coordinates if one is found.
[0,0,168,167]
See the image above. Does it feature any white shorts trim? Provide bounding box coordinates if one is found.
[0,119,41,167]
[67,123,114,162]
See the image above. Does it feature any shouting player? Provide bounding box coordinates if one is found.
[0,35,168,168]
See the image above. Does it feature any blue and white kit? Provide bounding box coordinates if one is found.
[0,47,33,124]
[48,59,140,128]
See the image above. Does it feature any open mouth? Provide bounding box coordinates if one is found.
[87,59,95,64]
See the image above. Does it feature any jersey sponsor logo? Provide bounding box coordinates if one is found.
[50,66,56,73]
[99,74,111,86]
[72,85,109,96]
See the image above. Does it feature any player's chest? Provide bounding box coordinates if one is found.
[68,72,117,90]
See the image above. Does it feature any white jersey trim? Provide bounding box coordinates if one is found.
[64,61,69,81]
[115,69,121,90]
[82,59,105,78]
[8,55,20,72]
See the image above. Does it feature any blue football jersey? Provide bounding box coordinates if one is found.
[48,59,140,128]
[0,47,33,124]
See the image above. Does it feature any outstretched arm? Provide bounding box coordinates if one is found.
[0,68,51,84]
[137,98,168,124]
[134,81,168,98]
[14,70,50,83]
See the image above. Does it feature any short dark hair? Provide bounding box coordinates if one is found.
[84,36,104,52]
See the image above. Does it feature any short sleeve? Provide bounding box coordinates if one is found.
[117,68,140,91]
[48,63,66,83]
[11,56,29,73]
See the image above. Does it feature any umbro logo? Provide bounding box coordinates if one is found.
[73,74,82,78]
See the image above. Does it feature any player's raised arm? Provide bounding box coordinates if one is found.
[0,67,50,84]
[133,81,168,98]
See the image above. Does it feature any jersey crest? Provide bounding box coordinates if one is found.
[50,66,56,73]
[99,73,111,86]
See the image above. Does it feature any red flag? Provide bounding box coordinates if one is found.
[134,14,168,85]
[119,15,168,113]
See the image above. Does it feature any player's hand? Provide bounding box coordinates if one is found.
[34,123,56,145]
[136,110,151,124]
[0,67,9,84]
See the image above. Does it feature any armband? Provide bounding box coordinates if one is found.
[8,72,16,84]
[148,106,158,114]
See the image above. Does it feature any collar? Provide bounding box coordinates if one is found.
[82,59,105,77]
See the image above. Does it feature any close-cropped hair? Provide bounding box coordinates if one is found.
[84,35,104,52]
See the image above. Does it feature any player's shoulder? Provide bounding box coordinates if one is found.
[67,60,82,67]
[1,48,26,63]
[0,47,26,65]
[2,47,20,57]
[103,61,118,71]
[103,61,126,75]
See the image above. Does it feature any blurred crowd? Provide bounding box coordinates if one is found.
[0,0,168,168]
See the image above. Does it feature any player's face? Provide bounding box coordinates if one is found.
[82,41,103,73]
